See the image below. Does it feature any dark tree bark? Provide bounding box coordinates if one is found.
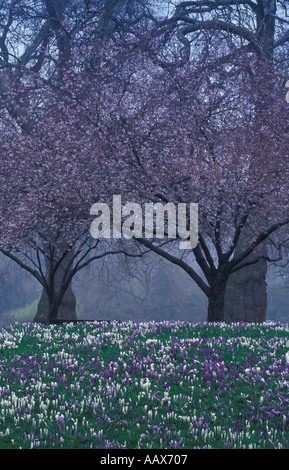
[207,272,228,323]
[34,247,77,323]
[224,244,267,324]
[35,283,77,323]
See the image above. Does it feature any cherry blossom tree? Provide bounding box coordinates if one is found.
[145,0,289,321]
[95,43,289,322]
[0,1,288,324]
[0,35,150,323]
[0,0,155,322]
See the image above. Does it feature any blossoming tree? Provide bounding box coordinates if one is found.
[0,0,153,323]
[97,44,289,322]
[0,36,150,323]
[150,0,289,321]
[0,1,288,324]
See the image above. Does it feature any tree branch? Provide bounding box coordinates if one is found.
[136,238,210,296]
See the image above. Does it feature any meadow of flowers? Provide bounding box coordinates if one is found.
[0,320,289,449]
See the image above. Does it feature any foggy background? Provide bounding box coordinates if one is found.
[0,251,288,325]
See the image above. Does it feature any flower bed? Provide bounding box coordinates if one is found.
[0,320,289,448]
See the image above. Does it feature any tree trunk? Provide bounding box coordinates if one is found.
[34,246,77,323]
[224,244,267,324]
[34,281,77,323]
[223,1,275,324]
[207,275,227,323]
[48,297,60,325]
